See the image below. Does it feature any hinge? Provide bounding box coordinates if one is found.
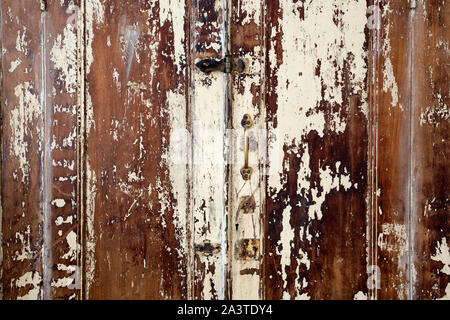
[195,56,248,74]
[195,240,221,256]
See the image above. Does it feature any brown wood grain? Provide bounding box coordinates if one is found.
[370,0,411,300]
[411,0,449,300]
[84,0,190,299]
[373,0,449,300]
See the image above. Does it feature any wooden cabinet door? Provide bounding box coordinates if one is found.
[1,0,448,300]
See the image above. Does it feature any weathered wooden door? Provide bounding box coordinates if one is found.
[1,0,448,300]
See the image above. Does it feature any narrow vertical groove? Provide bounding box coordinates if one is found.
[186,0,194,301]
[374,1,380,299]
[40,7,52,300]
[368,0,380,300]
[189,1,197,299]
[260,0,268,300]
[222,0,232,300]
[407,3,415,301]
[80,0,87,300]
[188,0,197,300]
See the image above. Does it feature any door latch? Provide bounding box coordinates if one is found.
[195,56,248,74]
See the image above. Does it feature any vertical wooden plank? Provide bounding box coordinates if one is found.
[411,0,449,300]
[228,0,265,299]
[190,0,228,299]
[42,0,81,300]
[371,0,411,300]
[2,0,82,300]
[1,1,44,300]
[84,0,190,299]
[264,0,370,299]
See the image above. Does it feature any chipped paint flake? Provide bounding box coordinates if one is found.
[15,271,42,300]
[62,231,77,261]
[9,58,22,72]
[51,199,66,208]
[377,223,408,257]
[381,4,400,109]
[10,82,42,182]
[50,23,77,94]
[419,93,449,126]
[354,291,368,300]
[431,237,450,276]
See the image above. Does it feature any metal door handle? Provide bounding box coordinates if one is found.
[240,114,253,181]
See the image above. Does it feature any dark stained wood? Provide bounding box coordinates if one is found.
[373,0,450,300]
[371,0,411,300]
[411,0,449,300]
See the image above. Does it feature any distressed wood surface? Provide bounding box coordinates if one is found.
[1,0,44,300]
[411,0,449,300]
[264,0,370,300]
[84,0,190,299]
[1,0,81,300]
[1,0,448,300]
[41,0,81,300]
[370,0,411,300]
[372,0,449,300]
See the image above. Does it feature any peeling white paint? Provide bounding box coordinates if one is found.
[381,4,401,109]
[16,27,29,54]
[419,93,449,126]
[354,291,368,300]
[15,271,42,300]
[10,82,42,182]
[62,231,77,261]
[14,225,33,262]
[267,1,368,299]
[165,88,188,263]
[377,223,408,257]
[431,237,450,276]
[51,199,66,208]
[308,162,352,220]
[279,204,294,298]
[50,23,77,94]
[85,160,97,295]
[9,58,22,72]
[159,0,185,73]
[55,215,74,226]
